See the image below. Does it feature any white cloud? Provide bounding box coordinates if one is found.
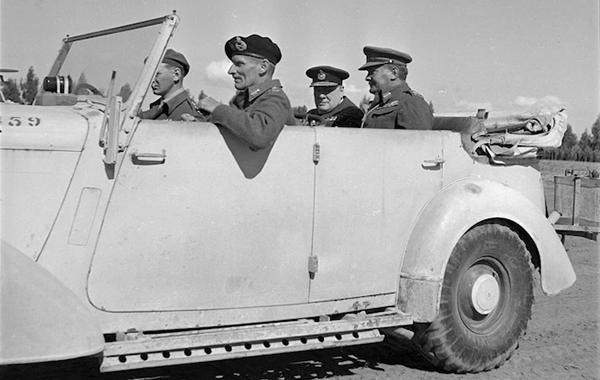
[344,84,368,95]
[515,96,538,107]
[539,95,563,107]
[344,84,371,103]
[204,59,231,83]
[455,100,493,111]
[513,94,564,111]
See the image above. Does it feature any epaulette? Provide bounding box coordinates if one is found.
[410,90,425,100]
[268,87,282,93]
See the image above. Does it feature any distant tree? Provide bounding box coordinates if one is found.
[429,100,435,114]
[1,78,22,103]
[197,90,206,103]
[20,66,39,104]
[293,105,308,124]
[293,105,307,116]
[591,115,600,152]
[184,88,196,101]
[550,124,578,161]
[117,83,132,103]
[359,94,372,113]
[542,118,600,162]
[578,129,594,161]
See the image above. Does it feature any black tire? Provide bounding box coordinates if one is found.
[412,222,534,373]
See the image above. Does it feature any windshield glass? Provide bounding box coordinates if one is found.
[54,22,162,108]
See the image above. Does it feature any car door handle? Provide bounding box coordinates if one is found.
[131,149,166,164]
[422,158,445,168]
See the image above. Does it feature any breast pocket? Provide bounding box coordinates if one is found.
[370,106,397,129]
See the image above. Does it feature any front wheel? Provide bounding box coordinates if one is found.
[413,222,534,373]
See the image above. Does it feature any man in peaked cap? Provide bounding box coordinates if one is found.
[359,46,433,130]
[197,34,296,151]
[139,48,203,121]
[304,65,363,128]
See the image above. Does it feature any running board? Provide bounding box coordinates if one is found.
[101,308,412,372]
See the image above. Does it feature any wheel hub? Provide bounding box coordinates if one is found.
[471,273,500,315]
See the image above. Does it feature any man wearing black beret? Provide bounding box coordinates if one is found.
[359,46,433,130]
[305,65,363,128]
[197,34,295,150]
[139,48,203,121]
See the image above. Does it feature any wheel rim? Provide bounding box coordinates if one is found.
[471,273,500,314]
[457,257,509,334]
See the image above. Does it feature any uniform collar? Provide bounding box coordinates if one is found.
[162,88,188,111]
[380,82,411,103]
[162,87,185,103]
[370,82,410,109]
[246,79,282,102]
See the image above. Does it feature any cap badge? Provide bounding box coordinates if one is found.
[233,36,247,52]
[317,70,326,81]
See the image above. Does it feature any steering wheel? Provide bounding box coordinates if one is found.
[73,83,104,96]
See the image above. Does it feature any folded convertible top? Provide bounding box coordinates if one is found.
[471,109,568,163]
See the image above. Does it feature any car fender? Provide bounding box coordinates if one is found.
[0,240,104,365]
[398,178,576,322]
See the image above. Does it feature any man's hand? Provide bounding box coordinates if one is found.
[197,96,221,114]
[181,113,198,122]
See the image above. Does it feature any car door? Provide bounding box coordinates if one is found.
[309,127,443,302]
[88,122,316,311]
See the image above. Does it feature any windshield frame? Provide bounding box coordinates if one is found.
[44,13,179,121]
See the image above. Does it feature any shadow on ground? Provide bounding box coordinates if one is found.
[102,338,441,380]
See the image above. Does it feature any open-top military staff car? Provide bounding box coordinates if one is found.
[1,12,576,377]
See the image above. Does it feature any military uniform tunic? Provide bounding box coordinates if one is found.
[307,97,364,128]
[139,89,204,121]
[362,82,433,130]
[211,79,295,150]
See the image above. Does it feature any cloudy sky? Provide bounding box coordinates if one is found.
[1,0,598,135]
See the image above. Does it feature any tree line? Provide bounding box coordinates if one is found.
[3,66,599,162]
[541,116,600,162]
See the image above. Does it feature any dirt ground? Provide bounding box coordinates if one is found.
[106,160,600,380]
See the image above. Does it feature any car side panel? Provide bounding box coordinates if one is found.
[309,128,443,302]
[1,104,87,260]
[88,123,316,311]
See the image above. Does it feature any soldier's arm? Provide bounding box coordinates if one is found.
[211,90,290,150]
[396,97,434,130]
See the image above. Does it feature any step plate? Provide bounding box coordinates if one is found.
[102,328,382,372]
[101,310,412,372]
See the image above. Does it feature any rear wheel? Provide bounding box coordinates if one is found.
[413,222,534,373]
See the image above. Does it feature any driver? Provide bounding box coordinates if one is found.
[139,49,204,121]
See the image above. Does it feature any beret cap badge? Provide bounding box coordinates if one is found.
[317,70,326,81]
[225,34,282,65]
[233,36,247,52]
